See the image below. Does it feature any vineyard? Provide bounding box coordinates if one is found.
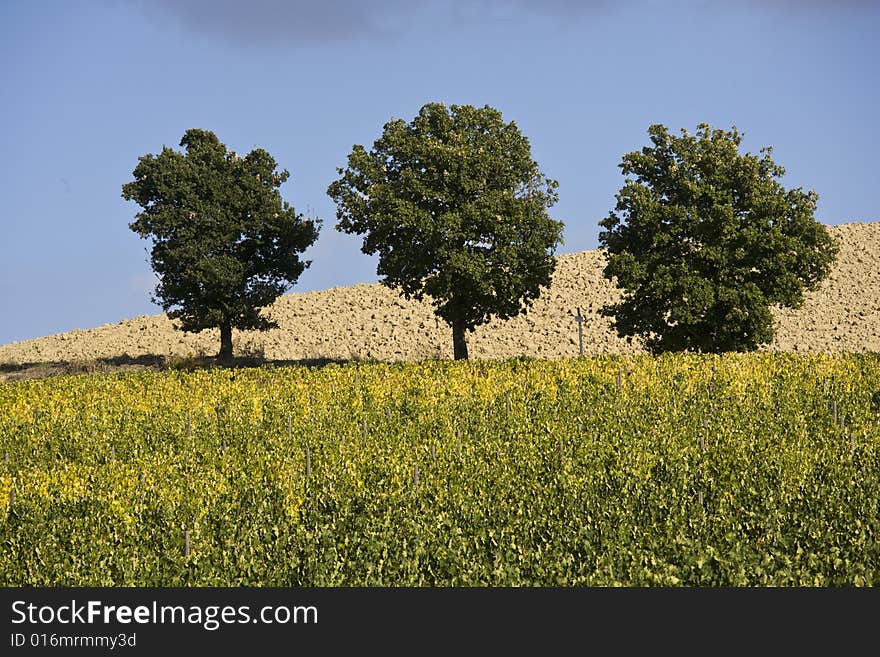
[1,353,879,586]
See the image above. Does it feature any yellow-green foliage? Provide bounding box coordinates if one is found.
[1,354,878,586]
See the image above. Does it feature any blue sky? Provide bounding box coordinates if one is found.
[1,0,877,345]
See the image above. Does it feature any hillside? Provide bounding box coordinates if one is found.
[1,222,878,371]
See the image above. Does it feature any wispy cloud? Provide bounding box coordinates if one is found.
[115,0,614,47]
[113,0,880,47]
[120,0,423,46]
[114,0,876,49]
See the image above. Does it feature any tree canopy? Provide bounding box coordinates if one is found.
[327,102,564,359]
[122,128,320,361]
[599,123,838,354]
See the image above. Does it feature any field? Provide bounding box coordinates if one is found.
[1,353,878,586]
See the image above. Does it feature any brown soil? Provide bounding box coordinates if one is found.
[2,222,878,380]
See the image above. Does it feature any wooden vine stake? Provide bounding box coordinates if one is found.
[413,463,419,492]
[185,530,191,558]
[9,486,15,508]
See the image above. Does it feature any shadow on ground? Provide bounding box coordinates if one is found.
[0,354,354,382]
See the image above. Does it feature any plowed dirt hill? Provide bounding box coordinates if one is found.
[2,222,878,374]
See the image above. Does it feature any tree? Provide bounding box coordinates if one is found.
[599,123,838,354]
[122,129,320,362]
[327,102,564,360]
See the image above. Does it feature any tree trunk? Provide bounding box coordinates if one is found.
[219,323,233,364]
[452,320,469,360]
